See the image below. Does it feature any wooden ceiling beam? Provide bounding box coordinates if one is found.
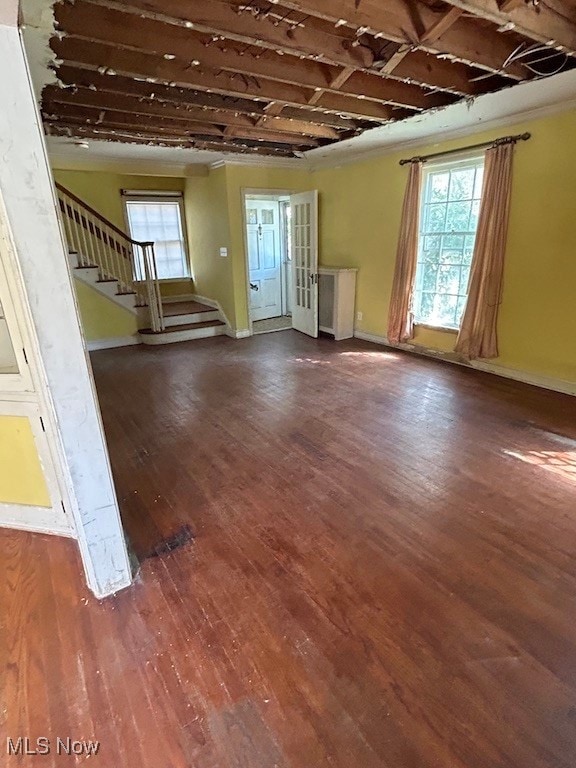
[42,84,342,139]
[50,38,403,121]
[419,7,464,45]
[378,8,464,75]
[54,3,449,110]
[264,0,527,78]
[80,0,375,69]
[45,123,298,156]
[441,1,576,53]
[42,104,322,146]
[54,66,360,129]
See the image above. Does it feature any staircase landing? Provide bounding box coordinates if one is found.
[139,297,227,344]
[162,300,214,318]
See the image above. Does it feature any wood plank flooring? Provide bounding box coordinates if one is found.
[2,331,576,767]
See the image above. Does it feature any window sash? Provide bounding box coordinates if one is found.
[123,194,189,280]
[413,156,484,330]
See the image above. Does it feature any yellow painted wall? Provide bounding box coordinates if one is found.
[49,108,576,384]
[225,165,311,330]
[184,166,235,324]
[313,109,576,383]
[52,168,186,230]
[0,415,50,507]
[74,279,139,341]
[184,164,309,330]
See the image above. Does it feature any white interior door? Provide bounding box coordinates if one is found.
[246,201,282,322]
[290,191,318,338]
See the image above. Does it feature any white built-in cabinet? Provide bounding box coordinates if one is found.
[318,267,358,340]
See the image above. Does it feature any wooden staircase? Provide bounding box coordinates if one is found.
[57,181,228,346]
[140,300,226,345]
[68,250,227,345]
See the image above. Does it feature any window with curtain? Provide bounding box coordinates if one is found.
[413,156,484,330]
[123,193,189,280]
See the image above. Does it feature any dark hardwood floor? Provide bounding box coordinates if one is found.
[2,331,576,767]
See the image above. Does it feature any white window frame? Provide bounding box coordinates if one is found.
[121,190,190,281]
[413,154,485,331]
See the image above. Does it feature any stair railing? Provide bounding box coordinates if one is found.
[55,182,164,333]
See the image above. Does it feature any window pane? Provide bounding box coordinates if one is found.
[422,263,438,291]
[446,201,471,232]
[413,156,484,329]
[449,168,475,201]
[429,172,449,203]
[425,204,446,232]
[125,199,188,280]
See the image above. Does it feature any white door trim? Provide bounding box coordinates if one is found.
[241,188,293,336]
[290,190,319,338]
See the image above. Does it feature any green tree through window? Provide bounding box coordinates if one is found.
[413,156,485,329]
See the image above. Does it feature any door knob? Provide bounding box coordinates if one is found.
[250,282,259,291]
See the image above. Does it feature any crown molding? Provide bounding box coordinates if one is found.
[210,156,306,171]
[48,153,210,177]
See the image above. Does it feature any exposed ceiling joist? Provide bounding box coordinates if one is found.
[54,66,361,129]
[54,3,452,110]
[43,86,342,139]
[40,0,576,158]
[420,7,464,45]
[258,0,528,77]
[46,122,299,155]
[442,0,576,52]
[86,0,375,69]
[50,37,405,122]
[43,103,323,146]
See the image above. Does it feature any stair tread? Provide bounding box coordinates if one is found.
[75,264,98,269]
[140,319,225,335]
[96,278,117,283]
[162,300,214,317]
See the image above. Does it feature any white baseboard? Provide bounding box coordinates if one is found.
[190,293,219,310]
[354,330,576,397]
[0,503,74,538]
[190,293,237,337]
[87,335,141,351]
[226,328,251,339]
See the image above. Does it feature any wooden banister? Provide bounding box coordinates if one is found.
[55,181,165,332]
[55,181,146,247]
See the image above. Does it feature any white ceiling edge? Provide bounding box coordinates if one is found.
[304,68,576,170]
[43,68,576,177]
[20,0,59,101]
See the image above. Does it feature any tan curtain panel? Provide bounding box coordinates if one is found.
[455,143,514,360]
[387,161,422,345]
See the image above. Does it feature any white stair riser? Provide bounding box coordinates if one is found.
[70,254,138,313]
[139,325,226,345]
[163,310,220,327]
[75,271,138,312]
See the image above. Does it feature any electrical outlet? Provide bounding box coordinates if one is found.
[356,311,363,322]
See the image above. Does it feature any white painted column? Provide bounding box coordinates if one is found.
[0,10,132,598]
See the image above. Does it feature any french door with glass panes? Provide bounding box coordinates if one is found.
[290,191,318,338]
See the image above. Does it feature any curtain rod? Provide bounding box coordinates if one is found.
[399,132,531,166]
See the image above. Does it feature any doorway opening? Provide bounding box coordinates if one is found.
[244,193,292,335]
